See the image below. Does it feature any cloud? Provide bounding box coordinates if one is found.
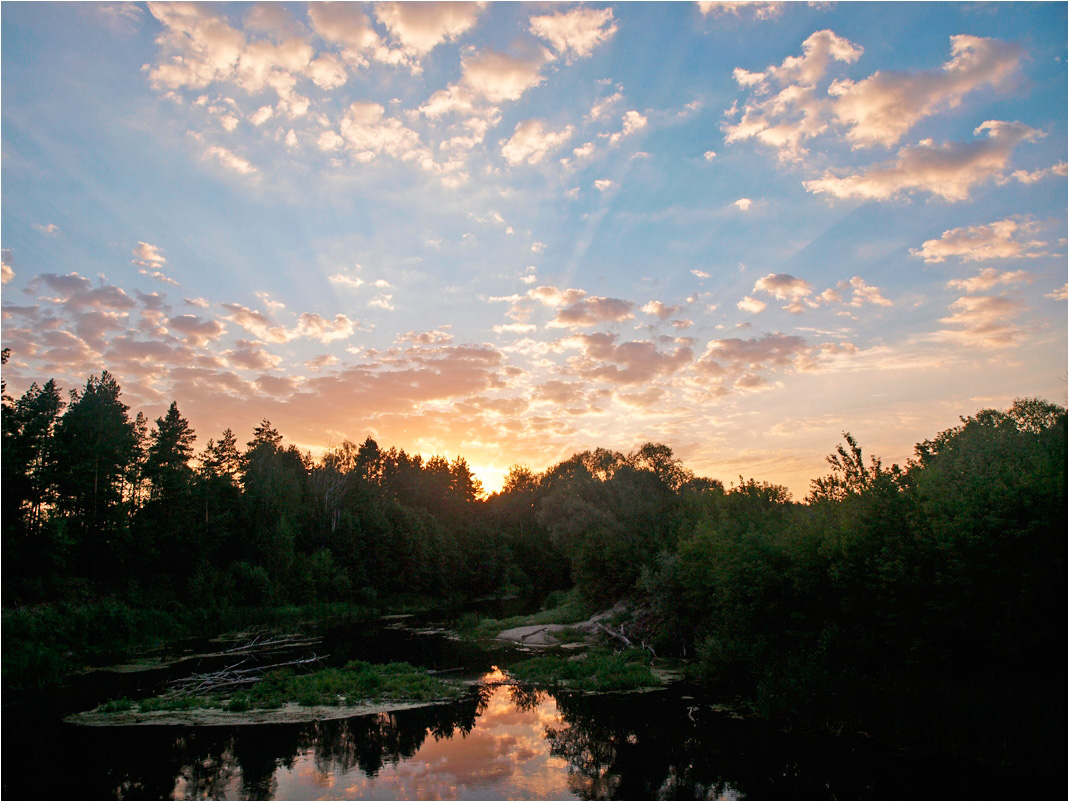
[305,353,340,372]
[803,120,1042,201]
[374,2,485,58]
[34,223,60,236]
[691,269,710,279]
[168,314,227,346]
[588,90,622,122]
[423,48,548,119]
[1046,284,1068,301]
[751,273,814,313]
[529,7,617,62]
[549,297,636,328]
[828,35,1023,148]
[909,218,1048,263]
[723,29,863,162]
[938,294,1026,346]
[398,328,453,346]
[946,268,1033,293]
[734,198,753,211]
[562,332,693,384]
[725,32,1022,168]
[204,144,258,175]
[704,150,717,161]
[737,295,767,314]
[307,3,381,66]
[535,379,586,405]
[2,250,14,284]
[335,101,427,164]
[642,301,682,320]
[697,332,809,384]
[841,276,892,307]
[132,241,166,267]
[754,273,813,300]
[607,110,647,146]
[32,273,138,312]
[593,179,615,192]
[220,303,290,343]
[98,2,144,35]
[698,2,786,21]
[329,273,365,290]
[227,339,284,370]
[1011,160,1068,184]
[501,119,575,165]
[295,312,357,343]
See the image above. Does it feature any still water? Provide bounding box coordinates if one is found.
[2,614,1034,800]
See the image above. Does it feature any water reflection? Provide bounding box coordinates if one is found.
[9,670,1032,800]
[273,679,572,799]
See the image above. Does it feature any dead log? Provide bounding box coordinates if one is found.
[595,622,634,649]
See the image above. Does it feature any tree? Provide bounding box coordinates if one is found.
[144,401,196,502]
[51,371,139,580]
[807,432,900,503]
[3,379,65,535]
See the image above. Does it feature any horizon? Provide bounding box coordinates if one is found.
[3,1,1066,497]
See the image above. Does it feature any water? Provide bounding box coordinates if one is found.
[1,614,1041,800]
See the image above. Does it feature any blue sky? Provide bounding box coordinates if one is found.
[2,1,1066,494]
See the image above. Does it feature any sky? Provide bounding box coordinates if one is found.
[2,1,1066,497]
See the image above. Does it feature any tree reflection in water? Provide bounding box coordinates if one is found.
[19,680,1029,799]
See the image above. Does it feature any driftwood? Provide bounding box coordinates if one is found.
[167,654,326,695]
[595,621,634,648]
[596,622,657,658]
[223,633,321,655]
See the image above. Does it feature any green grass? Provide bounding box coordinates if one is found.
[508,648,660,692]
[457,588,595,640]
[92,660,463,715]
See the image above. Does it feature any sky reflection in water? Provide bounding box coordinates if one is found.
[272,674,572,801]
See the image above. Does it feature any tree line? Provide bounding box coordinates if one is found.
[2,355,1064,770]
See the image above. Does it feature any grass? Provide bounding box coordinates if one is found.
[457,588,595,640]
[508,648,660,692]
[92,660,463,715]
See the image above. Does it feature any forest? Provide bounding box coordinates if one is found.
[2,351,1065,773]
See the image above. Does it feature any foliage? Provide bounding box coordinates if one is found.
[509,649,659,692]
[94,661,463,714]
[2,363,1063,772]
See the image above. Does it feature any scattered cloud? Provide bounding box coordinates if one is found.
[737,295,767,314]
[374,2,485,60]
[698,2,786,21]
[607,110,647,146]
[33,223,60,236]
[549,296,636,328]
[529,7,617,62]
[734,198,753,211]
[828,35,1023,148]
[204,144,258,175]
[562,332,693,385]
[642,301,682,320]
[938,294,1026,346]
[501,119,575,165]
[724,29,864,163]
[946,268,1033,293]
[803,121,1042,201]
[1011,160,1068,184]
[910,218,1048,262]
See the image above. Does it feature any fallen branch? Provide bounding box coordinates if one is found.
[167,654,327,694]
[595,622,634,649]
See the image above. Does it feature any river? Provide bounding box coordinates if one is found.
[1,610,1036,800]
